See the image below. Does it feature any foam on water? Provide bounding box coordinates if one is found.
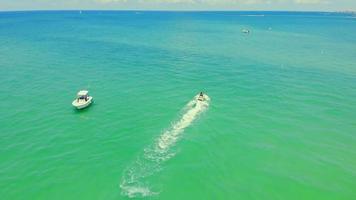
[120,94,210,198]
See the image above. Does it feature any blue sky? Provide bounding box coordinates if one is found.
[0,0,355,11]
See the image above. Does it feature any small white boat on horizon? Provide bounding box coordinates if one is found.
[242,28,250,34]
[72,90,93,109]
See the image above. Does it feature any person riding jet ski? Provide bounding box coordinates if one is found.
[198,92,204,101]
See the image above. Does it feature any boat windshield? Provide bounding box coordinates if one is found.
[78,95,87,99]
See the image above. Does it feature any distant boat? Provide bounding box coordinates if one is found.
[72,90,93,109]
[79,10,82,14]
[242,29,250,34]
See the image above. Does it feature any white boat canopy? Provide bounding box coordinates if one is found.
[77,90,89,96]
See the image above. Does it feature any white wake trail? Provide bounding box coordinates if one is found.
[120,94,210,198]
[156,95,210,151]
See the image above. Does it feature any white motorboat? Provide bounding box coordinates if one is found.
[242,28,250,34]
[72,90,93,109]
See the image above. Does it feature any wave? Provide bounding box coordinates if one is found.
[120,94,210,198]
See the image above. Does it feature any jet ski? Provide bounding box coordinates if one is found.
[197,92,205,101]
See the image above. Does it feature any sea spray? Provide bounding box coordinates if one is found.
[120,94,210,198]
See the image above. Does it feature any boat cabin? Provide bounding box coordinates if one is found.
[77,90,89,101]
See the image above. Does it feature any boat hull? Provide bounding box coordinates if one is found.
[72,96,93,109]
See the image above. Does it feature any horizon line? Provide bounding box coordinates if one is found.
[0,9,355,13]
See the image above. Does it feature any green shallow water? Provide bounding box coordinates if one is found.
[0,11,356,199]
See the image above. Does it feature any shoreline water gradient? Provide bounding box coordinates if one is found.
[0,11,356,199]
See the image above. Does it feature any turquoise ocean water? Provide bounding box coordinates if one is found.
[1,11,356,199]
